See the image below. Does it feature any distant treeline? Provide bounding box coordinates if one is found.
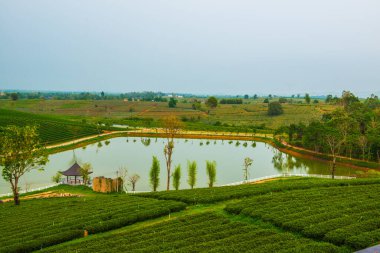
[219,98,243,104]
[276,92,380,163]
[0,91,172,101]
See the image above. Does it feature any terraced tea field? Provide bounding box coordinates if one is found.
[42,212,347,253]
[0,109,100,144]
[2,177,380,252]
[0,195,185,253]
[225,184,380,250]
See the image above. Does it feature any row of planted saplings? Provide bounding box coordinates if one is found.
[149,157,217,191]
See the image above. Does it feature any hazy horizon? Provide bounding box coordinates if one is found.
[1,0,379,95]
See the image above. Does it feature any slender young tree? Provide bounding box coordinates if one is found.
[305,93,311,104]
[80,163,93,185]
[206,161,217,188]
[243,157,253,182]
[187,160,197,189]
[0,125,49,205]
[149,156,160,191]
[172,165,181,190]
[162,115,183,191]
[128,174,140,192]
[118,166,128,193]
[52,172,62,184]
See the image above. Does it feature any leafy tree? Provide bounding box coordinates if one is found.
[323,111,352,178]
[305,93,311,104]
[313,99,319,104]
[325,94,333,103]
[206,161,217,187]
[253,94,258,100]
[52,172,62,183]
[341,90,359,110]
[149,156,160,191]
[192,101,202,110]
[168,97,177,108]
[187,160,197,189]
[0,125,49,205]
[80,163,92,185]
[243,157,253,182]
[268,101,284,116]
[263,98,269,103]
[10,93,19,101]
[206,96,218,109]
[172,164,181,190]
[162,115,183,190]
[244,94,249,99]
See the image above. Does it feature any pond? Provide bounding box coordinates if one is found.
[0,137,364,194]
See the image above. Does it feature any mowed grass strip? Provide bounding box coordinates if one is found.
[41,212,347,253]
[0,196,186,253]
[225,184,380,250]
[137,177,380,204]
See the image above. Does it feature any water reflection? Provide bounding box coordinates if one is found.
[0,137,368,194]
[272,150,306,174]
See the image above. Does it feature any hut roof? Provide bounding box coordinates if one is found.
[61,162,92,176]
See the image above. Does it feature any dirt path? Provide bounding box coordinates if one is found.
[46,131,129,149]
[1,191,82,203]
[47,129,271,150]
[280,140,372,164]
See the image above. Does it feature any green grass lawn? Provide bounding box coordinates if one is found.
[2,177,380,252]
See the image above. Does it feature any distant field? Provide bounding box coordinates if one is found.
[0,99,337,129]
[0,108,100,144]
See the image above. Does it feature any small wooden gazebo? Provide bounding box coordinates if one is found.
[61,162,92,185]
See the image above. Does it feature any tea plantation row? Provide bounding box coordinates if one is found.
[41,212,348,253]
[0,109,99,144]
[138,177,380,204]
[225,184,380,250]
[0,196,185,253]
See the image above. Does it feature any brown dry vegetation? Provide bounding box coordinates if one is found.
[0,99,338,129]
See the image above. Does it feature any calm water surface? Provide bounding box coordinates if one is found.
[0,137,361,194]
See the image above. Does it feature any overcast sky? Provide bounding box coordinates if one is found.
[0,0,379,95]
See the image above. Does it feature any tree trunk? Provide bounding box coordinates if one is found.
[12,178,20,205]
[331,156,336,180]
[166,159,171,191]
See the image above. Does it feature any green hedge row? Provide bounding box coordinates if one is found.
[137,177,380,204]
